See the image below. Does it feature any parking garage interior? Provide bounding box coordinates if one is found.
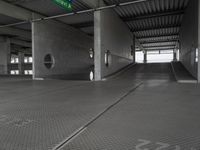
[0,0,200,150]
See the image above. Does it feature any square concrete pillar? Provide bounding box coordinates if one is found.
[143,51,147,63]
[173,49,178,62]
[94,9,133,81]
[198,0,200,83]
[132,35,136,63]
[94,11,102,81]
[18,52,24,75]
[0,37,11,74]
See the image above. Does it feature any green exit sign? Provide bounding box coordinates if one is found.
[52,0,72,11]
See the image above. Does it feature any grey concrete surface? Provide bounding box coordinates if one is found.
[0,74,141,150]
[62,63,200,150]
[18,52,25,75]
[171,61,197,83]
[198,0,200,83]
[32,20,93,80]
[0,63,200,150]
[0,37,10,74]
[94,9,133,80]
[179,0,198,78]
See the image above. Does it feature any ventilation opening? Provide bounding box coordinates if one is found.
[44,54,55,69]
[105,50,110,67]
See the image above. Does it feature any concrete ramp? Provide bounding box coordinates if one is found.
[116,63,175,81]
[171,62,197,83]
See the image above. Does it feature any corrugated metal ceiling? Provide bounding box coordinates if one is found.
[103,0,189,51]
[1,0,190,51]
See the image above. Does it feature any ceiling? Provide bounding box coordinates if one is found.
[0,0,190,52]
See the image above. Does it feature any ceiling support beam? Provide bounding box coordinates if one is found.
[69,9,184,28]
[136,48,175,52]
[141,40,178,45]
[10,38,31,47]
[143,45,176,48]
[72,22,94,28]
[144,48,175,51]
[0,1,33,20]
[132,25,181,32]
[141,39,179,44]
[0,27,31,40]
[138,34,179,39]
[145,47,175,50]
[123,10,184,22]
[83,0,105,8]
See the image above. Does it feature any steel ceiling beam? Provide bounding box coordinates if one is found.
[136,48,174,51]
[137,34,179,39]
[0,27,31,40]
[123,10,184,22]
[143,45,176,48]
[0,0,150,28]
[69,9,184,28]
[145,47,175,50]
[144,48,175,51]
[72,22,94,28]
[83,0,106,8]
[0,0,33,20]
[141,40,178,45]
[10,38,31,47]
[132,24,181,32]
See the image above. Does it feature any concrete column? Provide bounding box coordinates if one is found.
[94,9,134,80]
[94,10,102,81]
[143,50,147,63]
[132,36,136,63]
[198,48,200,83]
[173,49,177,61]
[18,52,24,75]
[198,0,200,83]
[0,37,11,74]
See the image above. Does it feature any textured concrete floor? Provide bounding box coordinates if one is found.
[0,63,200,150]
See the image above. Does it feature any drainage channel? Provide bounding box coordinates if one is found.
[53,82,143,150]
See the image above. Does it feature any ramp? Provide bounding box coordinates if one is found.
[171,62,197,83]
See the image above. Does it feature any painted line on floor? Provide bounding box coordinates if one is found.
[53,82,143,150]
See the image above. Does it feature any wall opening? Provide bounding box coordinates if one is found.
[10,70,19,75]
[11,55,19,64]
[44,54,55,69]
[136,50,173,63]
[24,70,33,75]
[24,56,33,63]
[136,51,144,63]
[105,50,110,67]
[147,50,173,63]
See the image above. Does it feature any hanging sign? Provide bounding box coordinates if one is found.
[52,0,72,11]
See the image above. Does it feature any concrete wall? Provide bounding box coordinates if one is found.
[32,20,94,80]
[94,9,133,80]
[0,37,10,74]
[179,0,198,78]
[198,0,200,82]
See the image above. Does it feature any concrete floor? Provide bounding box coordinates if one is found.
[0,63,200,150]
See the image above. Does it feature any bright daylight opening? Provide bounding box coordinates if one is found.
[136,50,175,63]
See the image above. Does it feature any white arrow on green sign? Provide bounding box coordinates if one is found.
[52,0,72,11]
